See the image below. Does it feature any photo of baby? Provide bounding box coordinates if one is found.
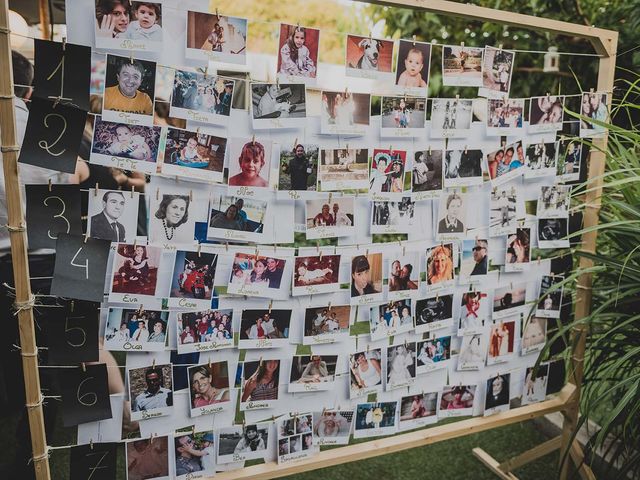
[394,39,431,94]
[277,24,319,83]
[161,127,226,183]
[94,0,163,50]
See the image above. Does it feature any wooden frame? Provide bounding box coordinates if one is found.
[0,1,617,479]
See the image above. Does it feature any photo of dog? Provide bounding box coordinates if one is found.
[345,34,394,80]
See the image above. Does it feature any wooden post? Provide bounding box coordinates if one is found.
[38,0,52,40]
[0,1,51,479]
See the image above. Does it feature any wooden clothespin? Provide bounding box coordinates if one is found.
[208,358,212,369]
[464,145,468,154]
[156,187,159,201]
[327,302,332,311]
[225,242,229,252]
[130,52,134,64]
[152,358,156,369]
[48,179,52,192]
[131,185,135,198]
[83,233,89,244]
[293,137,298,150]
[251,134,256,145]
[497,44,503,51]
[215,8,219,18]
[81,362,86,372]
[62,37,66,52]
[460,41,464,48]
[90,438,93,450]
[412,35,416,46]
[268,300,273,313]
[189,190,193,202]
[197,243,202,257]
[94,183,99,196]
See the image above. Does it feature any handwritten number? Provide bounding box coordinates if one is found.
[70,247,89,280]
[38,113,68,157]
[43,195,70,240]
[77,377,97,407]
[85,451,109,480]
[64,316,87,348]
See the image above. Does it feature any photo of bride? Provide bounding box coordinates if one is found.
[385,343,416,390]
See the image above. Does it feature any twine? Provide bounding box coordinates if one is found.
[13,294,37,316]
[0,145,19,152]
[4,222,26,232]
[25,393,45,409]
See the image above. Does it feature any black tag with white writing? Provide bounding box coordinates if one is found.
[25,184,82,250]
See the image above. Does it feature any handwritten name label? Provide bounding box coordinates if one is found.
[223,229,247,240]
[235,186,256,196]
[237,285,262,296]
[123,342,142,350]
[357,295,377,305]
[304,285,320,294]
[186,110,210,123]
[232,453,248,462]
[141,410,163,419]
[245,401,269,410]
[178,298,198,309]
[119,39,147,50]
[303,383,320,391]
[117,112,140,125]
[288,190,301,200]
[186,472,205,480]
[111,156,137,171]
[280,451,310,464]
[255,338,273,348]
[199,405,224,415]
[312,226,336,239]
[121,294,140,304]
[311,335,334,344]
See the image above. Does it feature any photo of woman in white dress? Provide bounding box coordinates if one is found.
[386,344,416,388]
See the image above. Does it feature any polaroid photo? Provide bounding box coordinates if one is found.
[493,283,527,319]
[385,343,417,391]
[176,309,234,354]
[251,82,307,129]
[126,436,169,480]
[556,137,583,183]
[580,91,608,137]
[430,98,473,138]
[216,423,270,464]
[457,333,488,371]
[170,69,234,126]
[486,141,526,186]
[101,55,155,126]
[484,373,511,416]
[387,252,420,300]
[305,197,355,239]
[458,290,490,335]
[292,254,341,296]
[439,385,477,418]
[486,98,525,136]
[525,141,557,179]
[95,1,163,52]
[185,11,248,65]
[302,304,351,345]
[312,410,354,445]
[104,307,168,351]
[288,355,338,393]
[207,194,268,243]
[443,149,484,187]
[227,137,273,194]
[227,253,288,298]
[238,309,291,349]
[487,318,516,365]
[380,96,426,137]
[490,186,524,237]
[537,185,571,218]
[345,35,394,81]
[90,117,161,174]
[277,24,320,85]
[426,243,456,292]
[399,392,439,430]
[353,401,398,438]
[173,429,216,479]
[278,143,319,196]
[277,414,316,464]
[538,218,570,249]
[505,227,531,273]
[320,91,371,135]
[459,239,489,283]
[350,253,384,305]
[416,336,451,374]
[536,275,564,318]
[368,148,410,200]
[414,294,454,333]
[369,299,413,341]
[148,192,197,246]
[317,148,369,191]
[522,363,549,405]
[240,359,280,410]
[411,149,443,201]
[129,363,173,421]
[187,361,231,417]
[521,315,547,355]
[349,348,383,399]
[109,244,162,304]
[393,39,431,95]
[479,46,515,99]
[436,191,467,240]
[442,45,484,87]
[161,127,226,184]
[87,189,139,243]
[371,198,416,235]
[529,95,564,133]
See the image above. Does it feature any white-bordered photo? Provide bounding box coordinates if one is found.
[536,274,563,318]
[312,410,354,445]
[444,149,484,187]
[170,69,234,126]
[416,336,451,374]
[305,197,355,239]
[251,83,306,129]
[459,239,489,283]
[320,91,371,135]
[278,143,319,194]
[318,148,369,191]
[216,423,269,464]
[486,141,526,186]
[353,401,398,438]
[505,227,531,273]
[87,189,139,243]
[288,355,338,393]
[493,283,527,319]
[556,138,583,183]
[537,185,571,218]
[368,148,409,200]
[173,429,216,479]
[487,318,516,365]
[439,385,476,418]
[426,243,456,291]
[94,1,163,52]
[457,333,488,371]
[238,309,291,349]
[129,363,173,421]
[486,98,524,136]
[293,254,341,296]
[349,348,382,399]
[161,127,226,184]
[411,149,443,200]
[490,186,523,236]
[227,137,273,192]
[303,304,351,345]
[104,307,168,351]
[187,361,231,417]
[538,218,570,249]
[525,141,557,179]
[529,95,564,133]
[458,290,490,335]
[414,294,454,333]
[522,364,549,405]
[479,46,515,99]
[387,252,420,300]
[442,45,483,87]
[380,96,426,137]
[90,117,161,174]
[185,11,248,65]
[350,253,384,305]
[386,343,416,390]
[394,39,431,95]
[484,373,510,416]
[580,91,608,137]
[371,197,415,234]
[521,315,547,355]
[277,24,320,84]
[148,192,196,246]
[227,253,287,298]
[277,413,316,464]
[176,309,233,354]
[207,195,267,243]
[430,98,473,138]
[345,35,395,82]
[109,244,162,304]
[240,359,280,410]
[398,392,439,431]
[369,299,413,341]
[436,191,466,240]
[126,436,169,480]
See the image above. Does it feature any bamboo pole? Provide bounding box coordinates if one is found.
[38,0,52,40]
[0,1,51,479]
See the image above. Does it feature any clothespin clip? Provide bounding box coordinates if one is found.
[197,243,202,257]
[208,358,212,369]
[131,185,135,198]
[133,237,137,248]
[293,137,298,150]
[150,434,155,444]
[215,8,219,18]
[81,362,86,372]
[344,86,348,97]
[251,135,256,145]
[368,31,372,40]
[428,145,432,155]
[203,66,208,79]
[90,438,93,450]
[498,44,503,51]
[70,300,75,313]
[455,94,459,101]
[94,183,99,196]
[255,246,259,258]
[48,179,52,192]
[460,41,464,48]
[225,242,229,252]
[130,52,134,64]
[411,35,417,46]
[464,145,468,154]
[242,418,246,428]
[389,144,393,154]
[537,256,541,265]
[589,87,594,94]
[328,192,333,204]
[156,188,159,201]
[367,343,370,353]
[192,425,196,435]
[84,233,89,243]
[546,92,550,99]
[152,358,156,369]
[62,37,67,52]
[365,248,369,256]
[268,300,273,313]
[189,190,193,202]
[328,302,332,311]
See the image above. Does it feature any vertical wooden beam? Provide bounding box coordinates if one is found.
[0,1,51,480]
[38,0,52,40]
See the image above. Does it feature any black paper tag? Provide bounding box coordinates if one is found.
[25,184,82,250]
[46,299,99,363]
[60,364,112,427]
[50,233,110,302]
[69,442,118,480]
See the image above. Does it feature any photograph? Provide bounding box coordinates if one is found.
[484,373,511,416]
[458,290,489,335]
[288,355,338,392]
[87,189,139,243]
[293,254,341,296]
[227,253,287,297]
[126,437,169,480]
[493,283,527,318]
[350,253,383,304]
[313,410,354,445]
[238,309,291,348]
[556,137,583,182]
[174,430,216,478]
[430,98,473,137]
[537,185,571,218]
[207,195,267,243]
[90,117,161,174]
[426,243,455,289]
[128,363,173,421]
[353,401,398,438]
[457,333,488,371]
[486,141,526,185]
[110,244,162,301]
[525,141,557,179]
[529,95,564,132]
[368,148,409,197]
[505,227,531,272]
[490,186,521,236]
[148,193,196,245]
[522,364,549,405]
[380,96,426,137]
[538,218,569,249]
[303,305,351,344]
[95,1,163,51]
[170,69,234,124]
[387,252,419,299]
[227,137,273,189]
[371,197,416,234]
[521,315,547,355]
[318,148,369,191]
[580,91,608,137]
[345,35,394,81]
[305,198,355,240]
[386,343,416,390]
[437,192,466,239]
[442,45,483,87]
[104,308,168,351]
[414,294,454,333]
[217,423,269,464]
[176,309,233,354]
[399,393,439,430]
[459,239,489,281]
[277,24,319,83]
[479,46,515,98]
[102,54,155,124]
[369,299,413,340]
[185,11,248,64]
[487,319,516,365]
[161,127,226,183]
[439,385,477,418]
[536,275,563,318]
[187,362,230,417]
[278,143,319,193]
[349,349,382,398]
[320,91,371,135]
[394,39,431,94]
[277,414,315,464]
[443,149,484,187]
[416,336,451,374]
[240,359,280,409]
[486,98,524,136]
[251,83,307,129]
[411,149,443,199]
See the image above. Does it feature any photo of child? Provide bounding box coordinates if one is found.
[227,138,272,189]
[186,11,248,64]
[110,244,162,299]
[161,127,226,182]
[380,96,426,136]
[394,39,431,93]
[277,24,319,83]
[94,0,163,50]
